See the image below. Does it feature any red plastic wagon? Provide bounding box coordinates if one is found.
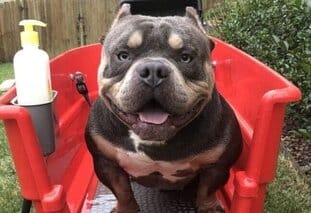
[0,37,301,212]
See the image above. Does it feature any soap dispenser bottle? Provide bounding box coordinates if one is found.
[13,19,52,105]
[13,19,56,156]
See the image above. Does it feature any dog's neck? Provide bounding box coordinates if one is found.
[136,88,226,161]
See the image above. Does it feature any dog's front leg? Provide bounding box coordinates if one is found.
[86,133,139,212]
[93,156,139,213]
[196,165,229,213]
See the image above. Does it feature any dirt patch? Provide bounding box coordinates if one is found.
[282,135,311,183]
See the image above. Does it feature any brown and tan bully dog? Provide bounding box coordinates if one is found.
[85,4,242,213]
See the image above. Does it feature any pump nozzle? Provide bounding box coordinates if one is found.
[19,19,47,47]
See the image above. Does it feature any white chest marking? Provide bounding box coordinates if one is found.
[129,130,165,150]
[121,131,191,182]
[117,149,192,182]
[121,131,225,182]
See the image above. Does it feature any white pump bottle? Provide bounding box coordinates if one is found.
[13,19,52,105]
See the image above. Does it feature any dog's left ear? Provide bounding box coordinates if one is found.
[185,7,215,51]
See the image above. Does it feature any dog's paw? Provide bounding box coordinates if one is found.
[111,207,139,213]
[111,206,139,213]
[197,204,225,213]
[197,199,225,213]
[110,202,139,213]
[197,205,225,213]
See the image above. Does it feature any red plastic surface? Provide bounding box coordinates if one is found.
[0,38,301,212]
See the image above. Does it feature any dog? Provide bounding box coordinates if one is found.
[85,4,242,213]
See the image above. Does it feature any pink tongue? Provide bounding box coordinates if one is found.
[138,111,169,124]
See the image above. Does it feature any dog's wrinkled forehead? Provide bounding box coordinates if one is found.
[103,5,212,55]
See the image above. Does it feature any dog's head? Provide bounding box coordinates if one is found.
[98,4,215,141]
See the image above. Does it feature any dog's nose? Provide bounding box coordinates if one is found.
[137,61,170,87]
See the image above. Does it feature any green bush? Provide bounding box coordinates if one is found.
[206,0,311,138]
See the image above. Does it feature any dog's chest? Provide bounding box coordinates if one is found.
[117,149,195,182]
[115,132,225,182]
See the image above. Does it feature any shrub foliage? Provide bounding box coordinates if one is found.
[206,0,311,138]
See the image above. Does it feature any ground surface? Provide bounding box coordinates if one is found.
[283,135,311,182]
[0,63,310,212]
[0,63,21,212]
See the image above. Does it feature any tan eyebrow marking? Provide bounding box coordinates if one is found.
[127,31,143,48]
[168,33,184,49]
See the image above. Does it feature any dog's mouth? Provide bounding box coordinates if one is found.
[137,100,169,125]
[104,96,206,140]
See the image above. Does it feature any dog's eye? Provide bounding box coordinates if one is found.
[180,54,193,63]
[117,51,130,61]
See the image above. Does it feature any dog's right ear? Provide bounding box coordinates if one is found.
[112,3,131,27]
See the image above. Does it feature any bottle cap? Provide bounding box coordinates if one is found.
[19,19,46,47]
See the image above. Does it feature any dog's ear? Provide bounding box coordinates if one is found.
[185,7,206,34]
[185,7,215,51]
[112,3,131,27]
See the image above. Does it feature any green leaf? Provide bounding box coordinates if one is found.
[282,41,289,51]
[272,35,280,44]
